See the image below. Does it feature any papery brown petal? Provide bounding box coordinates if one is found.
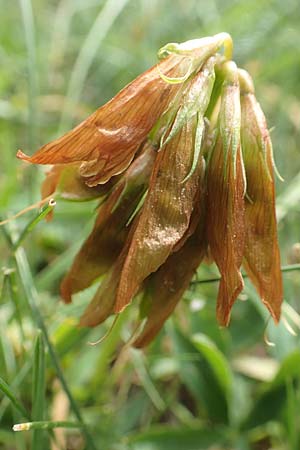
[17,55,193,184]
[206,138,245,326]
[41,165,63,222]
[133,232,206,348]
[41,164,112,202]
[133,173,206,348]
[206,66,245,326]
[241,93,282,322]
[115,117,203,313]
[79,217,139,326]
[60,143,156,303]
[41,163,118,221]
[79,252,126,327]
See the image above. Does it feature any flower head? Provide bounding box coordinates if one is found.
[17,33,283,346]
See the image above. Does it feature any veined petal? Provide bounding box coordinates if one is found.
[41,164,114,202]
[79,249,127,327]
[17,47,213,184]
[206,62,245,326]
[133,175,206,348]
[41,163,111,221]
[79,214,141,326]
[115,115,204,313]
[162,56,216,147]
[240,74,282,322]
[80,152,206,328]
[60,142,156,303]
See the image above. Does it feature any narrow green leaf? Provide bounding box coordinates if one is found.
[242,351,300,430]
[59,0,131,131]
[31,330,46,450]
[130,349,166,411]
[0,362,31,421]
[128,426,227,450]
[12,200,56,250]
[0,376,29,420]
[13,245,98,450]
[13,420,82,431]
[191,333,233,400]
[18,0,38,149]
[170,325,230,424]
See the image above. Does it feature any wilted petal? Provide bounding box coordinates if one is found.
[41,163,106,221]
[17,54,187,184]
[115,114,205,313]
[206,62,245,326]
[60,143,156,303]
[17,34,227,184]
[162,56,216,148]
[79,250,127,327]
[41,164,112,202]
[80,153,206,328]
[239,70,282,322]
[79,213,142,326]
[133,172,206,348]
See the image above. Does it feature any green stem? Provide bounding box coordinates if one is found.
[12,200,56,251]
[18,0,39,204]
[0,362,32,421]
[191,264,300,285]
[13,420,82,432]
[0,376,29,420]
[214,32,233,60]
[59,0,131,132]
[6,269,26,343]
[18,0,38,149]
[13,247,98,450]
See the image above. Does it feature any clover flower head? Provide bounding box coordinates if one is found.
[17,33,283,346]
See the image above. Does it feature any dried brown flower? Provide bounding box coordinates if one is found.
[17,33,283,346]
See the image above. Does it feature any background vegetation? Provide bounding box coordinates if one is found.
[1,0,300,449]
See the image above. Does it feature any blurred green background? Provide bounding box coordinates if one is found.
[1,0,300,449]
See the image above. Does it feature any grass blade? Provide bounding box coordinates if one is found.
[13,420,82,431]
[18,0,38,149]
[0,376,29,420]
[0,362,32,421]
[31,330,46,450]
[59,0,131,131]
[13,245,98,450]
[12,199,56,250]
